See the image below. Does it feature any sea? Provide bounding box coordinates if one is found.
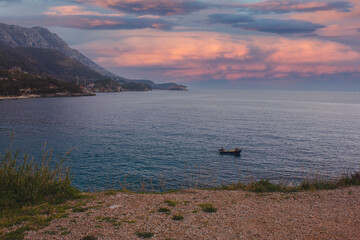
[1,90,360,191]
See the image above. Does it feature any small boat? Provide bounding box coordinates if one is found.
[219,148,242,155]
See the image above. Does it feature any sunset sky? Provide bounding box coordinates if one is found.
[1,0,360,90]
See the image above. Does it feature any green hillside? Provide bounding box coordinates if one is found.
[0,44,105,83]
[0,69,86,96]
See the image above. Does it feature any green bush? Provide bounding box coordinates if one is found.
[0,144,80,214]
[247,179,283,192]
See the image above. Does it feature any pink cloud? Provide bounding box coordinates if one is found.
[74,31,360,82]
[44,5,125,17]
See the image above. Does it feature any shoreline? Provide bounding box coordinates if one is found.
[0,92,96,100]
[0,94,42,100]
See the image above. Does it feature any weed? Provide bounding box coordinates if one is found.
[0,142,80,212]
[104,190,118,196]
[82,236,98,240]
[199,204,217,213]
[172,214,184,221]
[158,208,171,213]
[112,222,122,227]
[123,220,136,224]
[72,207,90,213]
[165,200,179,207]
[97,217,119,224]
[247,180,283,193]
[61,230,71,235]
[136,232,154,238]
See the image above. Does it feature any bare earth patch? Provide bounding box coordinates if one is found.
[25,187,360,240]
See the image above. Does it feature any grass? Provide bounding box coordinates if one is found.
[198,204,217,213]
[0,141,81,239]
[0,142,80,212]
[165,200,179,207]
[158,208,171,213]
[218,171,360,193]
[172,214,184,221]
[82,236,98,240]
[136,232,154,238]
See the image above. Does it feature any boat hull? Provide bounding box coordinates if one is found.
[219,149,242,155]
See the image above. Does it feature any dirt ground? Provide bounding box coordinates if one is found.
[25,187,360,240]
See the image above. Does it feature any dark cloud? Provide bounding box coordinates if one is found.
[74,0,208,16]
[207,13,326,34]
[234,19,326,34]
[3,15,173,31]
[239,0,352,14]
[208,13,254,24]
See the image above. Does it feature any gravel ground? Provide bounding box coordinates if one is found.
[25,187,360,240]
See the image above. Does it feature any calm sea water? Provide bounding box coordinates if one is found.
[1,90,360,191]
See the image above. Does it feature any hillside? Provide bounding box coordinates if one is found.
[0,69,93,97]
[0,43,105,83]
[0,23,117,78]
[0,22,187,91]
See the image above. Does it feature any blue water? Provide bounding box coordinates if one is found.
[1,90,360,191]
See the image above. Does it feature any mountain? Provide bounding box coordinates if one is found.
[0,22,187,91]
[0,42,105,83]
[0,22,118,78]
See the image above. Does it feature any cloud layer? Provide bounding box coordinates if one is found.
[1,0,360,87]
[75,31,360,83]
[73,0,208,16]
[208,14,326,34]
[239,0,352,14]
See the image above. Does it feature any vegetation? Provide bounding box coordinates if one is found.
[82,236,98,240]
[172,214,184,221]
[165,200,179,207]
[0,45,105,83]
[122,82,152,91]
[218,172,360,193]
[158,208,171,213]
[0,70,83,96]
[136,232,154,239]
[0,141,80,239]
[90,79,124,92]
[198,204,217,213]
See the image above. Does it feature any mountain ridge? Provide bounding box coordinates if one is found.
[0,22,187,91]
[0,22,118,78]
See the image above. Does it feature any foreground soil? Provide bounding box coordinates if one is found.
[26,187,360,240]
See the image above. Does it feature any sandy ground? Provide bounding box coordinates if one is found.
[25,187,360,240]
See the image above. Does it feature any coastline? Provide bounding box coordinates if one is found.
[0,92,96,100]
[0,94,41,100]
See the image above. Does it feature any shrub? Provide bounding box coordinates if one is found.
[199,204,217,213]
[158,208,171,213]
[136,232,154,238]
[172,214,184,221]
[0,143,80,214]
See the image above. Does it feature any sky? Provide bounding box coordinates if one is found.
[0,0,360,90]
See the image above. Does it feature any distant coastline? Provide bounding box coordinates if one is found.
[0,92,96,100]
